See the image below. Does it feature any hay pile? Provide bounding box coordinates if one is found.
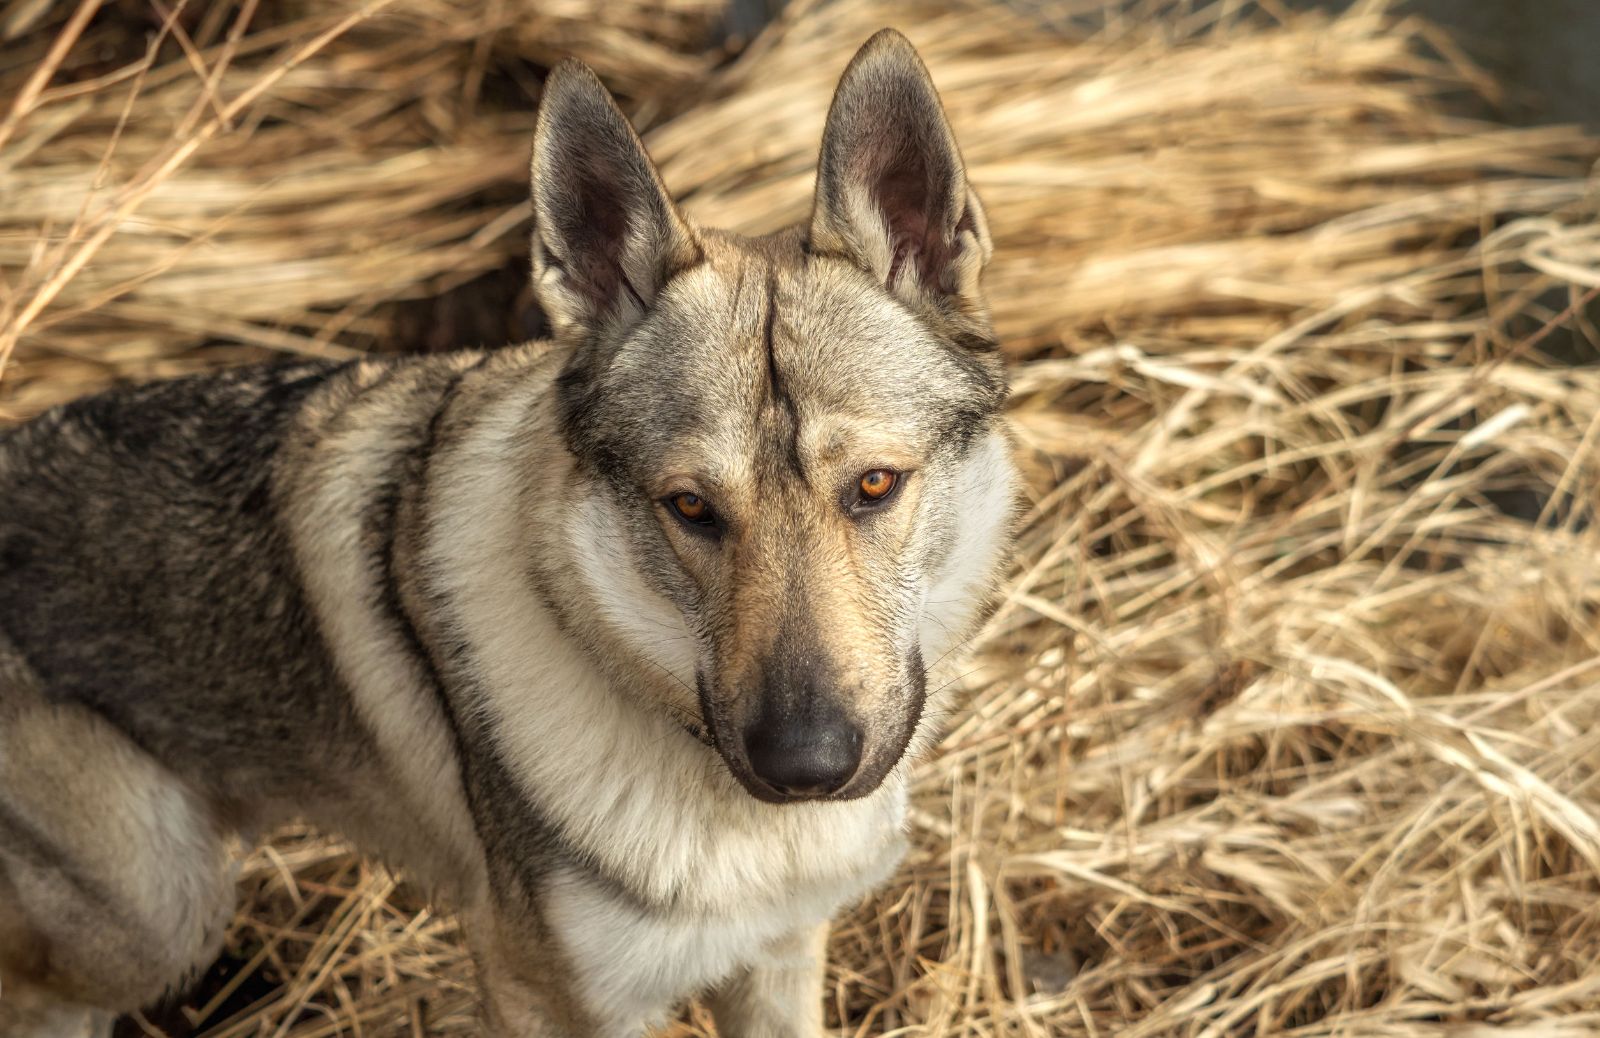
[6,1,1600,1035]
[0,0,720,418]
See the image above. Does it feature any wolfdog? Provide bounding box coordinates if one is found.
[0,28,1016,1037]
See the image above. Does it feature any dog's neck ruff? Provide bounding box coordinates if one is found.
[420,379,912,914]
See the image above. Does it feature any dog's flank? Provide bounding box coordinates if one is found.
[0,29,1017,1037]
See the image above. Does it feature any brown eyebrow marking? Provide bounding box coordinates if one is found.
[761,267,804,477]
[762,269,784,407]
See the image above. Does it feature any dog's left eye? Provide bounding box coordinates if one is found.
[666,492,719,530]
[859,470,896,500]
[850,469,902,512]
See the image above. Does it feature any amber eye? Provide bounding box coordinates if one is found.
[668,492,715,526]
[858,469,898,502]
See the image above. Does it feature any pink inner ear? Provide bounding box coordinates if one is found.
[569,175,626,308]
[556,157,648,315]
[874,156,955,293]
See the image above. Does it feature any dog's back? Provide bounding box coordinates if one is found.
[0,363,367,813]
[0,357,508,1035]
[0,364,356,1034]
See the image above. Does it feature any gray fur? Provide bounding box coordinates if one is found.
[0,30,1016,1036]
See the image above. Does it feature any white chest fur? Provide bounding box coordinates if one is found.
[437,541,909,1026]
[545,803,905,1033]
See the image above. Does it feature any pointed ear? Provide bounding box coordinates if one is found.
[530,60,699,339]
[809,29,992,315]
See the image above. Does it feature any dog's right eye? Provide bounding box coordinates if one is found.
[666,492,718,530]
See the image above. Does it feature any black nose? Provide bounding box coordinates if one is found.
[744,720,863,798]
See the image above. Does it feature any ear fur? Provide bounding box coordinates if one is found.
[809,29,992,315]
[529,60,699,339]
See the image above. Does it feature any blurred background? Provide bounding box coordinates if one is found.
[3,1,1600,1036]
[1306,0,1600,127]
[742,0,1600,128]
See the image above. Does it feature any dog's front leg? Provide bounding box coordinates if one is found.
[467,909,619,1038]
[707,923,829,1038]
[476,970,587,1038]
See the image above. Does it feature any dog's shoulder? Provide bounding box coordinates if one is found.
[0,358,360,611]
[5,360,340,460]
[0,357,406,805]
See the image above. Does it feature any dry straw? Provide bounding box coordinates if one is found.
[0,0,721,417]
[5,0,1600,1035]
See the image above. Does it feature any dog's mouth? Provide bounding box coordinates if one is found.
[676,713,718,750]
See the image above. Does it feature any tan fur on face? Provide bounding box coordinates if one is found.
[698,463,922,748]
[580,229,1006,796]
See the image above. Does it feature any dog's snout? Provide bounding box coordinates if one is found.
[743,719,863,799]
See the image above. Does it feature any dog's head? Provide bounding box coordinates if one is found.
[532,30,1016,804]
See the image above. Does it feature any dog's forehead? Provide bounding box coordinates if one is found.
[594,240,997,492]
[636,254,966,405]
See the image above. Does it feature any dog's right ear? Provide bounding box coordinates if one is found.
[809,30,991,319]
[530,61,698,340]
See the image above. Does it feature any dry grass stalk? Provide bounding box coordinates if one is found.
[0,0,721,418]
[6,1,1600,1036]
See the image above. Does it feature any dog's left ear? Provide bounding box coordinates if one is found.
[530,60,699,340]
[809,29,992,315]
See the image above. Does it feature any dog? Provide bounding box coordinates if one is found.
[0,28,1017,1037]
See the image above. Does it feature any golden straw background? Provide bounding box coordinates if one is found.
[5,0,1600,1034]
